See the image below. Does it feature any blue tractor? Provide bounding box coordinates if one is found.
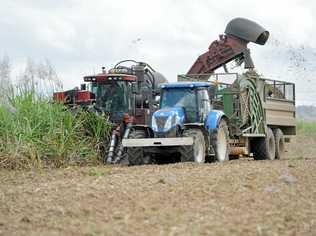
[122,81,230,165]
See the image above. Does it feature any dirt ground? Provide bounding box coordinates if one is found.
[0,138,316,236]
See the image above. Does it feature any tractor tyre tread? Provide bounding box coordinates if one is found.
[211,119,230,162]
[252,127,275,160]
[126,129,148,166]
[179,128,205,163]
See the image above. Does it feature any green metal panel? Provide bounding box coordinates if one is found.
[220,88,234,117]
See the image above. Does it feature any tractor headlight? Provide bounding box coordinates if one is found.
[164,116,172,131]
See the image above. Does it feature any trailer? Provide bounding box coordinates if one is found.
[178,72,296,160]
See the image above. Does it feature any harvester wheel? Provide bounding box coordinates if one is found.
[252,127,275,160]
[211,119,229,162]
[180,128,205,163]
[274,128,285,159]
[126,129,150,166]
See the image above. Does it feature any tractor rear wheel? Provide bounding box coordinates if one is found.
[211,119,229,162]
[126,129,151,166]
[274,128,285,159]
[252,127,276,160]
[180,128,206,163]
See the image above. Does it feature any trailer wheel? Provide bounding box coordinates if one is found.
[126,129,150,166]
[274,128,285,159]
[211,119,229,162]
[252,127,275,160]
[180,129,205,163]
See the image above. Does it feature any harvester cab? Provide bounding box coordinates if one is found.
[83,66,137,123]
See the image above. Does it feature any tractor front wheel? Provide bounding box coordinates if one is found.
[211,119,230,162]
[180,128,206,163]
[126,129,151,166]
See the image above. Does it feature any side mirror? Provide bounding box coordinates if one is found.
[80,84,86,90]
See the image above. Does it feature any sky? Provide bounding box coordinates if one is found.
[1,0,316,105]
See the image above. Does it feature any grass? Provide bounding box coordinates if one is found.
[0,57,113,169]
[286,120,316,160]
[297,120,316,135]
[0,92,111,169]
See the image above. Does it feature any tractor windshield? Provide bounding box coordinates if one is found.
[95,81,129,113]
[160,88,197,122]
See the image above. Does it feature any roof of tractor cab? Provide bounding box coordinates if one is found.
[84,74,137,82]
[160,82,212,89]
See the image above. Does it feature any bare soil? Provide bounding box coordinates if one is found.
[0,139,316,236]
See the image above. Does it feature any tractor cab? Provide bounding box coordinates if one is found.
[151,82,215,137]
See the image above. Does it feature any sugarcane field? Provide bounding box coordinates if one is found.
[0,1,316,235]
